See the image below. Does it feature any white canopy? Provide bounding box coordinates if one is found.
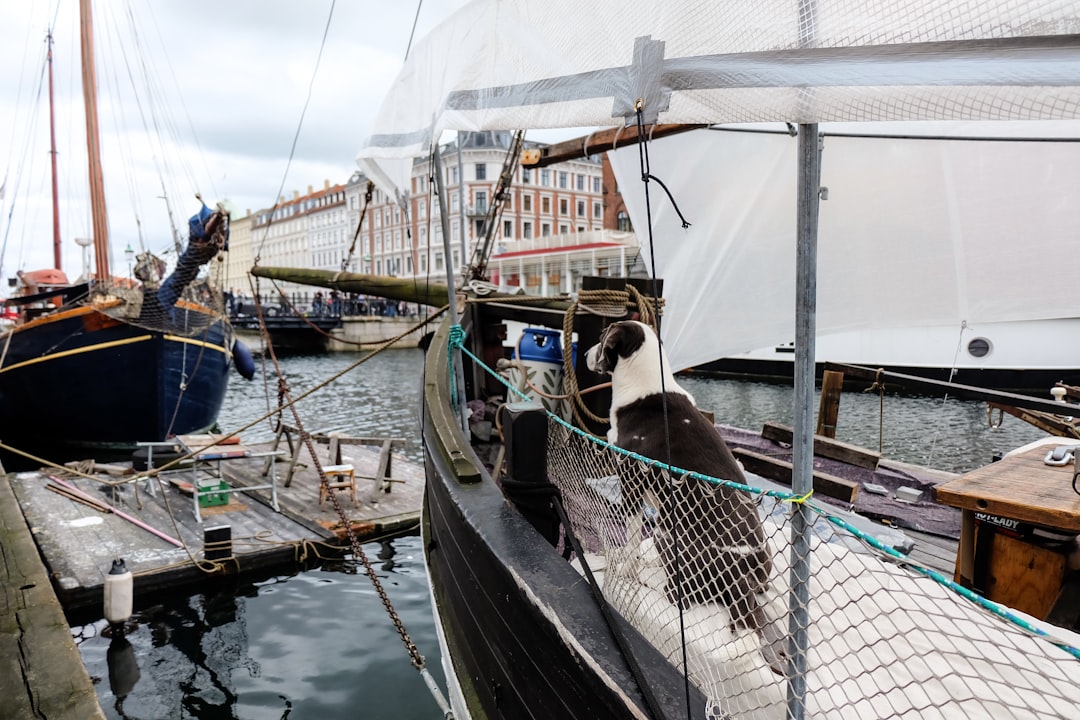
[356,0,1080,368]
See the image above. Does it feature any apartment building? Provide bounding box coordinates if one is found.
[228,131,639,307]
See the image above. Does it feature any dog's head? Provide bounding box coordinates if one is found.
[585,320,652,375]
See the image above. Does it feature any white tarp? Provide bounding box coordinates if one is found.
[355,0,1080,368]
[358,0,1080,192]
[609,123,1080,370]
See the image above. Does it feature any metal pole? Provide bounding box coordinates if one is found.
[432,147,469,430]
[456,133,468,279]
[786,123,821,720]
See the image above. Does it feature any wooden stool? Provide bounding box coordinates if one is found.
[320,464,358,507]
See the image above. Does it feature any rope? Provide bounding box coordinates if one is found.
[557,288,664,431]
[865,368,886,454]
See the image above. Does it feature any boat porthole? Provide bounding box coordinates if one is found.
[967,337,992,358]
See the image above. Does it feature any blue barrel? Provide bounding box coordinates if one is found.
[515,328,564,363]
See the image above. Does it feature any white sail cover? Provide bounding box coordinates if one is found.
[609,122,1080,369]
[357,0,1080,368]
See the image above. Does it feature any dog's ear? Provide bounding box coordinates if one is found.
[596,322,624,373]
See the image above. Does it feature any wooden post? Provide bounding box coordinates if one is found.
[816,370,844,438]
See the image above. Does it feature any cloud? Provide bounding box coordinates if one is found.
[0,0,468,279]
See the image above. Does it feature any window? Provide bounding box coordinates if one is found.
[577,174,585,191]
[593,177,602,193]
[451,194,460,211]
[577,200,585,217]
[503,220,513,237]
[475,219,485,236]
[522,167,531,184]
[542,223,551,236]
[558,172,568,189]
[476,163,487,181]
[523,194,532,212]
[617,210,632,232]
[523,221,533,239]
[475,191,488,213]
[593,201,602,219]
[560,224,569,234]
[559,198,568,215]
[541,169,551,186]
[541,196,551,214]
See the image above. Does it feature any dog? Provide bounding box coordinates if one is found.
[585,320,786,670]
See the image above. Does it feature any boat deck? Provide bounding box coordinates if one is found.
[6,439,425,614]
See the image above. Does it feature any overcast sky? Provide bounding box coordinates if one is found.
[0,0,471,283]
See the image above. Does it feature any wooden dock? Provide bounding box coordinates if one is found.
[7,436,425,613]
[1,473,105,719]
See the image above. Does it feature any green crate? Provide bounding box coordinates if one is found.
[197,479,230,508]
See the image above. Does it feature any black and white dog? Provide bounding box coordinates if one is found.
[585,320,785,669]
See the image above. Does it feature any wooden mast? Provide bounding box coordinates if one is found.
[46,32,62,270]
[79,0,110,281]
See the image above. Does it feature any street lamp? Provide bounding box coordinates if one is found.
[124,244,134,282]
[74,237,92,281]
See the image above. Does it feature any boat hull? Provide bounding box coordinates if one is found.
[0,304,231,464]
[420,318,703,720]
[690,319,1080,393]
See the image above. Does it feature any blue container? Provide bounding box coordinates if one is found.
[515,328,564,363]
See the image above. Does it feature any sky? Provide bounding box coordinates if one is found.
[0,0,473,285]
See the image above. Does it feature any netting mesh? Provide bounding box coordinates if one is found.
[546,420,1080,719]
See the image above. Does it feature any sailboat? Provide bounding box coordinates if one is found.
[0,1,239,467]
[248,0,1080,717]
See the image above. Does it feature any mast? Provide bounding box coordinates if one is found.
[46,32,62,270]
[79,0,110,281]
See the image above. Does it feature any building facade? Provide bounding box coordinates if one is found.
[227,131,640,311]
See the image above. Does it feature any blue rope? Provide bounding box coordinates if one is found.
[447,324,466,407]
[455,342,1080,660]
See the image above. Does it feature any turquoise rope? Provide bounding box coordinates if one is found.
[455,343,1080,660]
[447,324,467,407]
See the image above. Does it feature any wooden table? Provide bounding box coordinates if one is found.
[936,444,1080,620]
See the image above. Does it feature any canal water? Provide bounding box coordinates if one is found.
[72,348,1051,719]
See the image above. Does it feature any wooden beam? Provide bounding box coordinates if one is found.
[761,421,880,470]
[733,448,859,503]
[520,124,709,167]
[988,402,1080,439]
[825,362,1080,417]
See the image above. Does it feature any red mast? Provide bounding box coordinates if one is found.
[46,32,62,270]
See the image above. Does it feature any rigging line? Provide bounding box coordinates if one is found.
[403,0,424,62]
[634,104,692,720]
[255,0,338,262]
[926,320,970,466]
[0,36,52,278]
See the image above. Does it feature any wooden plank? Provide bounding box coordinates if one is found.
[733,448,859,503]
[519,124,709,168]
[988,401,1080,439]
[935,446,1080,532]
[816,370,844,438]
[0,474,104,719]
[761,421,880,470]
[826,362,1080,417]
[983,530,1065,619]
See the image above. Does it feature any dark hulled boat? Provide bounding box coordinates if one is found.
[0,2,237,468]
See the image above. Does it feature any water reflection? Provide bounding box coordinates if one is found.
[106,634,140,714]
[76,536,444,720]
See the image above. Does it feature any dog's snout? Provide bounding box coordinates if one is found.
[585,343,602,373]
